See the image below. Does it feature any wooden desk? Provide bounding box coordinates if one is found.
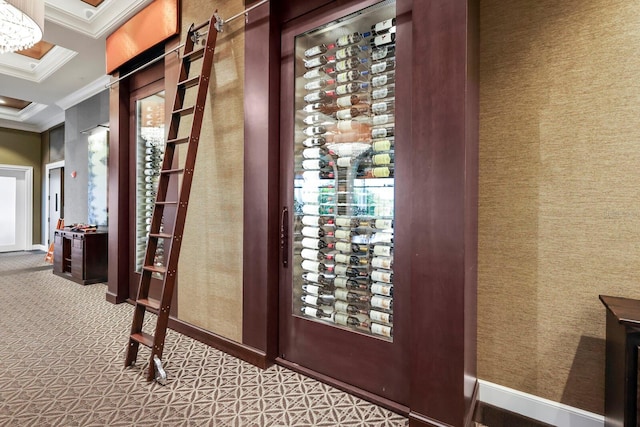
[53,229,108,285]
[600,295,640,427]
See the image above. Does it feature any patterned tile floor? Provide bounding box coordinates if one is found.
[0,252,409,426]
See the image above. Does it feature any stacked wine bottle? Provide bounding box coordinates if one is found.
[136,125,165,273]
[296,16,396,340]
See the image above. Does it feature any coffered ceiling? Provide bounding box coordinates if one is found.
[0,0,154,132]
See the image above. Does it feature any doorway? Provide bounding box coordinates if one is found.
[0,165,33,253]
[45,161,65,246]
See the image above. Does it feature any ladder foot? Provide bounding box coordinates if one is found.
[153,355,167,385]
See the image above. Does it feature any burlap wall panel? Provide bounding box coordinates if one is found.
[177,0,245,342]
[479,0,640,414]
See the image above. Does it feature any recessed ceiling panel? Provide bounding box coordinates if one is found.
[81,0,104,6]
[16,41,55,61]
[0,96,32,111]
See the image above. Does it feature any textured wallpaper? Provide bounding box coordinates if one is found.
[479,0,640,414]
[177,0,245,342]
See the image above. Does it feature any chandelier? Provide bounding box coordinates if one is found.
[0,0,44,54]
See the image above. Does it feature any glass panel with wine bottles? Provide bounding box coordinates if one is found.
[135,91,166,275]
[292,1,396,341]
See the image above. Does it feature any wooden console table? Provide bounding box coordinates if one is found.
[53,229,108,285]
[600,295,640,427]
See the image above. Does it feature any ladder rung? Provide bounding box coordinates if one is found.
[178,76,200,89]
[161,168,184,175]
[155,201,178,205]
[167,137,189,145]
[137,298,161,311]
[173,106,195,116]
[142,265,166,274]
[183,48,205,62]
[149,233,172,239]
[131,332,154,348]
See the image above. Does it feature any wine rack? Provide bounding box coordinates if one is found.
[293,1,396,341]
[135,93,166,274]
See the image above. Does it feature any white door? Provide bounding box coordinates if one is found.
[0,166,31,253]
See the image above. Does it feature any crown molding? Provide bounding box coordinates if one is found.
[55,74,110,111]
[0,46,77,83]
[45,0,153,39]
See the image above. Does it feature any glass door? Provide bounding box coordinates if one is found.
[280,0,407,405]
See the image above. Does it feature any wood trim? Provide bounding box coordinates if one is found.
[242,0,280,360]
[406,0,478,425]
[276,357,410,416]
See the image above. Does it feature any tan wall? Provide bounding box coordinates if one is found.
[479,0,640,414]
[0,128,43,245]
[177,0,245,342]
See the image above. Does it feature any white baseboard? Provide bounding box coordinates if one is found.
[478,380,604,427]
[32,244,48,252]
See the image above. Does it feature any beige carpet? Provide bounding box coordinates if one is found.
[0,251,408,426]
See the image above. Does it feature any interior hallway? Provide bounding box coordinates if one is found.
[0,251,408,426]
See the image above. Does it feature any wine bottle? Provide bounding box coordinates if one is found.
[371,322,393,338]
[335,106,369,120]
[335,82,369,96]
[302,283,333,296]
[372,85,396,100]
[372,153,394,166]
[301,237,334,250]
[373,43,395,61]
[304,43,335,58]
[304,78,336,91]
[334,253,368,266]
[301,226,331,238]
[335,118,371,133]
[334,229,369,240]
[370,32,396,47]
[303,102,330,113]
[334,264,368,278]
[301,248,331,262]
[302,158,334,170]
[302,169,335,180]
[371,282,394,297]
[374,218,394,230]
[372,231,394,244]
[335,31,371,48]
[335,57,368,72]
[335,44,368,60]
[304,90,336,103]
[371,18,396,35]
[373,244,392,257]
[371,294,393,310]
[371,72,395,88]
[304,55,334,69]
[301,259,334,274]
[335,217,370,228]
[335,288,371,304]
[303,272,334,286]
[335,69,370,84]
[336,94,369,108]
[303,66,336,80]
[301,306,334,319]
[335,300,368,315]
[369,309,393,324]
[302,204,335,215]
[302,136,326,147]
[357,166,395,178]
[371,125,395,139]
[371,269,393,284]
[334,313,368,329]
[371,256,393,270]
[302,114,324,125]
[334,277,368,291]
[335,241,369,254]
[372,114,393,126]
[371,100,395,115]
[301,293,335,306]
[371,58,396,74]
[301,215,334,226]
[302,147,330,159]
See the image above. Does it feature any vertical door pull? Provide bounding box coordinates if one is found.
[281,207,289,267]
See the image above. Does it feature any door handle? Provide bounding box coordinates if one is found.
[281,206,288,268]
[55,193,58,212]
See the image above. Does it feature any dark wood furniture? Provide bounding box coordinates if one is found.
[53,229,108,285]
[600,295,640,427]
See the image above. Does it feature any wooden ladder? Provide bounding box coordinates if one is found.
[125,13,220,383]
[44,218,64,264]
